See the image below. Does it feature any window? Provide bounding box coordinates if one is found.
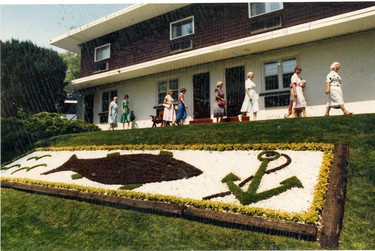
[249,2,283,17]
[158,79,179,104]
[265,62,279,90]
[102,90,117,112]
[263,59,296,108]
[282,59,296,88]
[95,44,111,62]
[170,17,194,40]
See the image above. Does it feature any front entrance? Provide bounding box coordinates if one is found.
[193,72,211,119]
[225,66,245,117]
[84,94,94,123]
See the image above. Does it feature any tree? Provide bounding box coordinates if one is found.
[60,51,80,83]
[1,39,67,117]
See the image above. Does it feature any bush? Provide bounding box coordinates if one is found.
[1,112,100,163]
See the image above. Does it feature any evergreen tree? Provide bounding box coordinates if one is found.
[1,39,67,117]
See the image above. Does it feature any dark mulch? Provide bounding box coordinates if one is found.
[42,153,203,185]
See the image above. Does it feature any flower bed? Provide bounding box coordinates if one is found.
[1,143,334,225]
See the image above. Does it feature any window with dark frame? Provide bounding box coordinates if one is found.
[265,62,279,91]
[157,79,179,104]
[263,58,296,108]
[102,90,117,112]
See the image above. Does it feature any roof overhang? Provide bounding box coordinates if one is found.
[65,6,375,91]
[49,3,190,53]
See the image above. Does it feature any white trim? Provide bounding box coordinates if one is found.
[94,43,111,62]
[248,2,284,18]
[170,16,195,40]
[49,4,190,53]
[64,100,78,104]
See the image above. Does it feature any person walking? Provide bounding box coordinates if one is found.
[176,88,188,125]
[213,81,226,123]
[325,62,353,116]
[120,94,131,129]
[163,89,177,126]
[284,82,295,118]
[238,71,259,121]
[291,66,307,117]
[108,96,118,130]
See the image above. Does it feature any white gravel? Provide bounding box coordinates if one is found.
[1,149,324,213]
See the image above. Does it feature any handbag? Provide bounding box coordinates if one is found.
[218,100,226,106]
[130,111,135,121]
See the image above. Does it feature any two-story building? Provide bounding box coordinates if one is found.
[50,3,375,129]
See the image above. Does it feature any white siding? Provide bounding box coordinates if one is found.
[89,29,375,130]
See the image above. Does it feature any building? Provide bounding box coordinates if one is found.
[50,3,375,129]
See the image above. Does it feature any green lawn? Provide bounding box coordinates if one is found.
[2,114,374,250]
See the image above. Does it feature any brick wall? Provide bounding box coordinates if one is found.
[79,2,374,78]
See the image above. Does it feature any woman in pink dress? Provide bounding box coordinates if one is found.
[163,89,177,126]
[291,66,307,117]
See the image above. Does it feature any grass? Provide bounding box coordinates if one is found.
[1,189,319,250]
[2,114,375,250]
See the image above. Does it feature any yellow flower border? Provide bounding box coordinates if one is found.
[1,143,334,225]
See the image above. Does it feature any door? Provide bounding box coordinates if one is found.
[193,72,210,119]
[225,66,245,117]
[84,94,94,123]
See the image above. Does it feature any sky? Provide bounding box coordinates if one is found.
[0,3,132,52]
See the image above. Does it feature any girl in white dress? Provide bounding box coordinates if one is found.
[325,62,352,116]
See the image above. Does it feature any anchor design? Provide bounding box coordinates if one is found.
[220,151,303,205]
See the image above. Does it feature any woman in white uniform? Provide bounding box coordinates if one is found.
[325,62,352,116]
[239,71,259,121]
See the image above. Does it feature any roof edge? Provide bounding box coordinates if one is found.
[49,3,190,53]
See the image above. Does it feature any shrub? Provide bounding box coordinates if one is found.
[1,112,100,163]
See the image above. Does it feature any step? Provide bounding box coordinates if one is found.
[189,118,213,125]
[222,116,250,122]
[189,116,250,125]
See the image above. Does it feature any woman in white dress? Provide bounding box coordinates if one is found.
[291,66,307,117]
[163,89,177,126]
[108,96,118,130]
[239,71,259,121]
[325,62,352,116]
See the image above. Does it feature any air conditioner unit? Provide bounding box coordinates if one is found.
[94,62,109,72]
[170,40,193,54]
[250,16,282,34]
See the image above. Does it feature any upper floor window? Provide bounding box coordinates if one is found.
[249,2,283,17]
[158,79,179,104]
[170,16,194,40]
[263,58,296,107]
[95,44,111,62]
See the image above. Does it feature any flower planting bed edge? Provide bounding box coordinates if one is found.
[0,144,349,248]
[1,179,317,240]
